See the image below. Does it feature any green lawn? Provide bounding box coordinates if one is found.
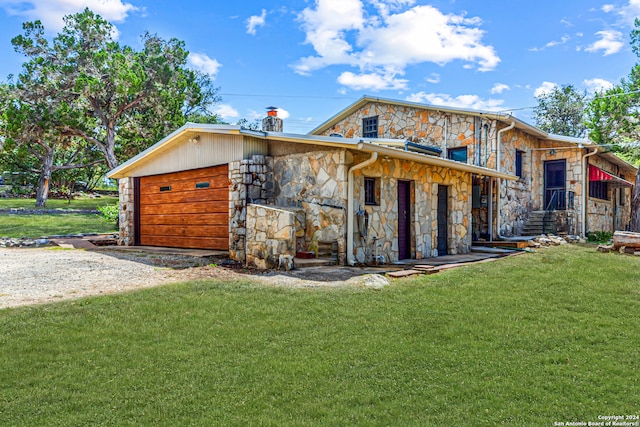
[0,245,638,425]
[0,213,117,238]
[0,195,118,210]
[0,196,118,237]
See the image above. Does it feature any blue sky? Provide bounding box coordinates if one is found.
[0,0,638,134]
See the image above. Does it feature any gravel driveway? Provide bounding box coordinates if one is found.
[0,247,390,309]
[0,247,192,309]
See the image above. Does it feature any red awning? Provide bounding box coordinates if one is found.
[588,164,634,187]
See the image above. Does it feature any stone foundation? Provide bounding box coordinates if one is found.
[246,204,296,270]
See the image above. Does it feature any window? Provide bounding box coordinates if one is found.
[195,182,210,189]
[589,181,609,200]
[364,177,379,205]
[363,116,378,138]
[515,150,524,179]
[159,186,171,192]
[447,147,468,163]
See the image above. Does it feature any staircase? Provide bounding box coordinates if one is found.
[521,211,557,236]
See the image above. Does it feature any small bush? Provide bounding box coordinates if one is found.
[587,231,613,243]
[98,204,119,225]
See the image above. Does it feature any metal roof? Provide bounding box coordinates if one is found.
[107,122,518,180]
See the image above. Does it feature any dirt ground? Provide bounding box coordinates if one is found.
[0,246,391,309]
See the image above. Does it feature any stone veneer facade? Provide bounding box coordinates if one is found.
[228,155,274,262]
[117,177,135,246]
[352,154,472,262]
[245,204,296,269]
[319,100,635,237]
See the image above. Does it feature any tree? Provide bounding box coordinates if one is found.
[11,8,221,172]
[586,19,640,230]
[533,84,588,138]
[2,22,100,206]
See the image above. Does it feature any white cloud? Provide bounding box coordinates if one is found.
[0,0,139,33]
[490,83,510,94]
[426,73,440,84]
[246,9,267,35]
[602,4,615,12]
[583,78,614,93]
[338,71,408,90]
[546,35,571,48]
[214,104,240,120]
[188,53,222,77]
[534,81,559,97]
[406,92,505,111]
[294,1,500,87]
[276,108,290,119]
[599,0,640,26]
[585,30,624,55]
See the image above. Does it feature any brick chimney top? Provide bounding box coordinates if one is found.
[262,106,283,132]
[266,106,278,117]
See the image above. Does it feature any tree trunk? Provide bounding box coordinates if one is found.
[630,169,640,232]
[104,123,119,170]
[35,149,54,208]
[613,230,640,249]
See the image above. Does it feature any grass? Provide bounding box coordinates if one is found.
[0,195,118,210]
[0,214,117,238]
[0,196,118,238]
[0,245,638,425]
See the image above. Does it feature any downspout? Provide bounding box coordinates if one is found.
[582,148,599,237]
[495,121,516,239]
[347,151,378,265]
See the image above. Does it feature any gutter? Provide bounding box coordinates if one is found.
[494,121,516,239]
[582,148,599,237]
[346,152,378,266]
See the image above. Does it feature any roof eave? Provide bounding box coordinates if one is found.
[107,123,243,179]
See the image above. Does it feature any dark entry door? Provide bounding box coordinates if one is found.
[397,181,411,260]
[544,160,566,210]
[437,185,448,255]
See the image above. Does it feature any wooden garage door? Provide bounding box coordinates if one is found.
[137,165,229,250]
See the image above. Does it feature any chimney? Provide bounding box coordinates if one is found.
[262,106,283,132]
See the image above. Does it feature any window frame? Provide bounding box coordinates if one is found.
[364,177,379,206]
[447,147,468,163]
[589,180,610,201]
[515,150,524,179]
[362,116,379,138]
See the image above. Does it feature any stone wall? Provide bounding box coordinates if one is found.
[320,102,498,168]
[272,148,349,262]
[228,155,274,262]
[117,177,135,245]
[245,204,296,269]
[353,154,472,263]
[586,156,635,233]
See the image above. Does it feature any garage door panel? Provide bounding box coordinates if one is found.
[140,166,228,186]
[140,202,228,215]
[139,236,228,250]
[140,224,228,238]
[140,176,228,195]
[141,213,228,226]
[138,165,229,250]
[139,188,228,205]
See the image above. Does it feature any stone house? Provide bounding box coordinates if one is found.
[107,98,636,267]
[310,96,637,239]
[107,112,513,267]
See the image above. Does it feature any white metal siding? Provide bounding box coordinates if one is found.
[126,133,247,177]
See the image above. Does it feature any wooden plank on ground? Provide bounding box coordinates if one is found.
[387,269,424,278]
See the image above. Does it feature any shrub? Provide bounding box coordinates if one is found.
[587,231,613,243]
[98,204,119,225]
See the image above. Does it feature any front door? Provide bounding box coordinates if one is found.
[544,160,566,210]
[397,181,411,260]
[437,185,448,255]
